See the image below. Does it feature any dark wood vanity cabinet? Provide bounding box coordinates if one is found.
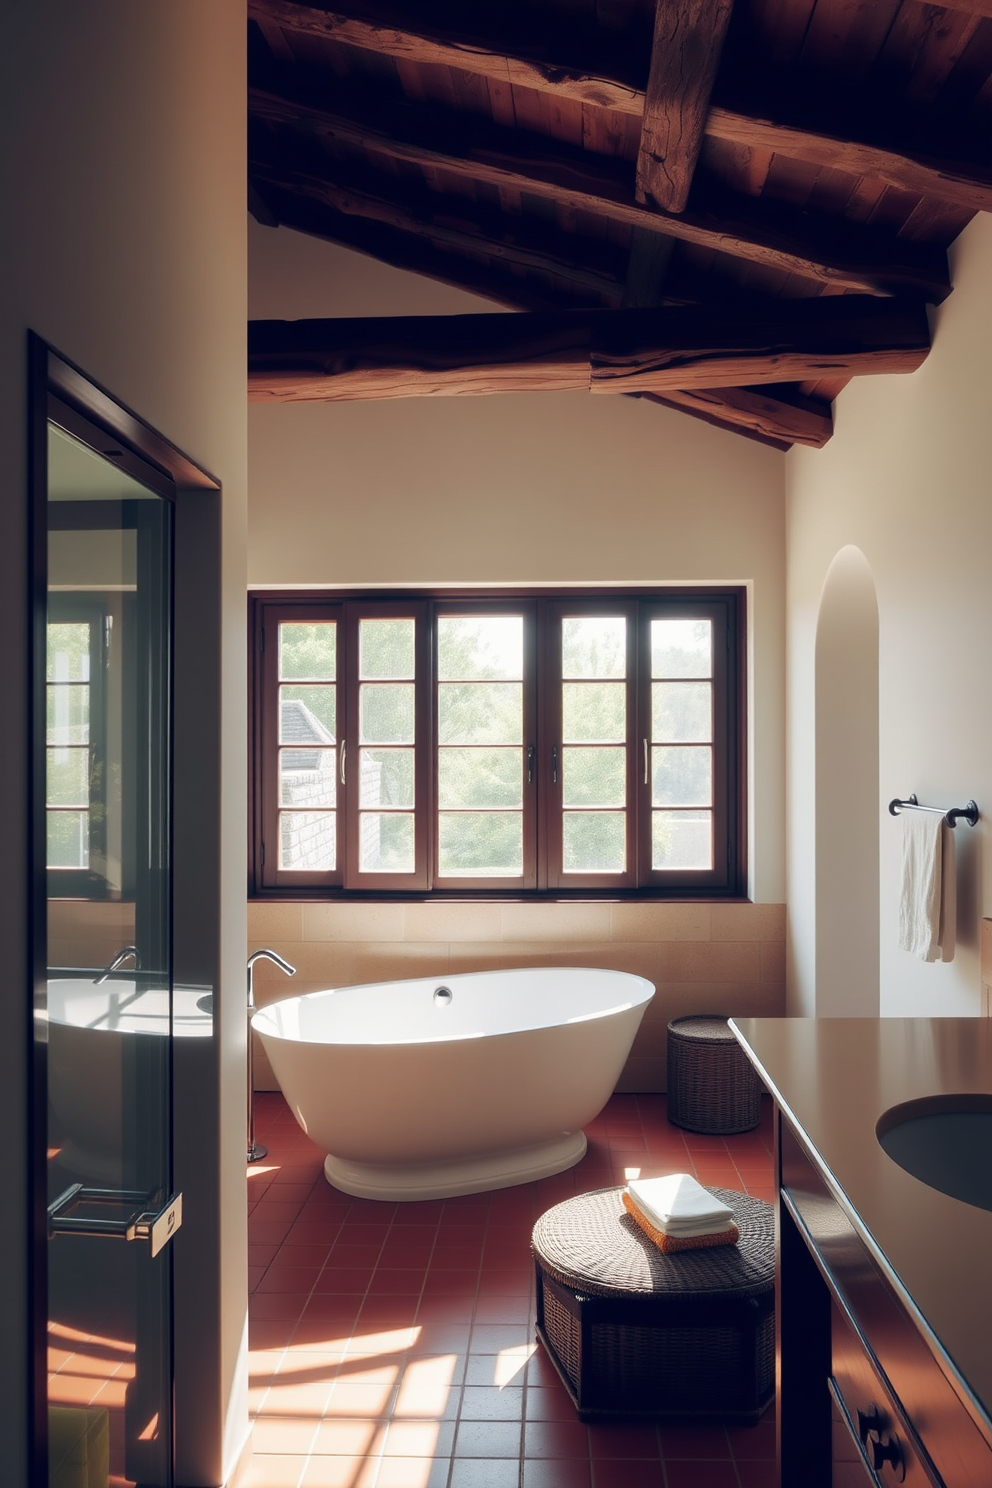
[777,1119,992,1488]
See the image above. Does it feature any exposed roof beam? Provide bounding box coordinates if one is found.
[250,2,992,215]
[249,151,627,305]
[247,298,929,402]
[247,0,645,112]
[636,0,734,214]
[638,384,833,448]
[249,79,950,299]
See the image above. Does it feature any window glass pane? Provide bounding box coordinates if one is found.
[47,684,89,745]
[438,616,523,680]
[280,685,336,743]
[653,811,712,870]
[360,748,415,809]
[562,747,625,807]
[651,619,712,678]
[280,810,336,870]
[438,683,522,745]
[562,616,626,678]
[359,618,415,679]
[360,683,415,744]
[438,748,522,808]
[652,681,711,743]
[47,811,89,869]
[279,622,336,681]
[562,682,625,742]
[47,748,89,807]
[438,812,522,876]
[360,813,415,873]
[47,623,89,683]
[279,747,336,808]
[652,746,712,807]
[562,812,625,872]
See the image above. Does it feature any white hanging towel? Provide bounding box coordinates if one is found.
[898,811,955,963]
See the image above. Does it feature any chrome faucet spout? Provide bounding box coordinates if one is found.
[95,945,140,985]
[246,948,296,1163]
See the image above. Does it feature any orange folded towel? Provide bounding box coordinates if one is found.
[622,1190,740,1254]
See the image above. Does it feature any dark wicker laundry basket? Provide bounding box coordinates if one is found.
[532,1186,775,1423]
[667,1014,761,1134]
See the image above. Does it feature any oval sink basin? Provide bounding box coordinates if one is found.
[877,1095,992,1212]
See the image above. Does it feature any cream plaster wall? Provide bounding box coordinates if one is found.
[786,212,992,1019]
[0,7,247,1483]
[246,224,788,1088]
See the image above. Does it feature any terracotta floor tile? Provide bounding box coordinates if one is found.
[239,1452,306,1488]
[252,1293,313,1322]
[521,1457,592,1488]
[421,1270,480,1296]
[251,1416,320,1455]
[665,1461,739,1488]
[523,1418,590,1459]
[382,1419,455,1458]
[592,1461,665,1488]
[727,1414,776,1459]
[454,1419,523,1458]
[524,1385,576,1422]
[325,1380,397,1418]
[367,1269,427,1296]
[459,1385,523,1421]
[659,1425,732,1460]
[310,1417,382,1456]
[735,1458,778,1487]
[449,1458,519,1488]
[260,1376,335,1417]
[300,1456,378,1488]
[587,1422,661,1460]
[376,1456,450,1488]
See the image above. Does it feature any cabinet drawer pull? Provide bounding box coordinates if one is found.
[857,1404,882,1444]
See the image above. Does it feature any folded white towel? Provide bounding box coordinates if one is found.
[626,1173,734,1237]
[898,812,954,963]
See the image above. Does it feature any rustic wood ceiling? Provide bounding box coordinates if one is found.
[247,0,992,449]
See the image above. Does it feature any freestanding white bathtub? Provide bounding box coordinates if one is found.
[253,966,654,1201]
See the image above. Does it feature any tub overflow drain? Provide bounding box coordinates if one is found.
[433,986,453,1006]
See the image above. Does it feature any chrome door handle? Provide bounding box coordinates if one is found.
[48,1184,183,1258]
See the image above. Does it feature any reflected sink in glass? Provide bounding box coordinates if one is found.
[877,1095,992,1212]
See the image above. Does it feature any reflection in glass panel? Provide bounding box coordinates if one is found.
[651,619,712,679]
[359,617,415,679]
[279,747,337,808]
[46,747,89,806]
[437,683,521,744]
[47,683,89,744]
[562,811,625,872]
[279,621,336,681]
[652,746,712,807]
[360,748,415,809]
[360,812,415,872]
[360,683,415,743]
[438,748,521,808]
[652,681,711,743]
[562,616,626,678]
[653,811,712,870]
[562,682,625,742]
[438,616,522,680]
[279,685,335,742]
[47,810,89,869]
[438,812,523,875]
[280,810,336,870]
[47,623,90,682]
[562,747,625,807]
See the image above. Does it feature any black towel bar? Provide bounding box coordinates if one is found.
[888,795,979,828]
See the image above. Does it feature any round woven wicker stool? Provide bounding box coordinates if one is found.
[667,1014,761,1134]
[532,1186,774,1423]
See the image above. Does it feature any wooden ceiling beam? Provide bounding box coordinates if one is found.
[636,0,734,214]
[249,80,950,299]
[247,0,645,112]
[247,298,929,402]
[250,2,992,216]
[637,384,832,449]
[249,151,627,305]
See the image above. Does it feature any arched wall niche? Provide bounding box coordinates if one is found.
[814,545,880,1016]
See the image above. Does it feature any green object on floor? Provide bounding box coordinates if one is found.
[48,1407,109,1488]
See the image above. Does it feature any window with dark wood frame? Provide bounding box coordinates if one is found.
[250,590,745,898]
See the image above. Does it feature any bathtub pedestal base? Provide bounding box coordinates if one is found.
[323,1131,588,1202]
